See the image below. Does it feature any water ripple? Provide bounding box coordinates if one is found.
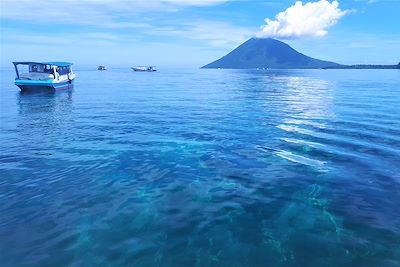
[1,69,400,266]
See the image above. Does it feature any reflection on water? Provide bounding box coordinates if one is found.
[276,76,334,119]
[15,91,74,160]
[18,90,73,116]
[0,69,400,266]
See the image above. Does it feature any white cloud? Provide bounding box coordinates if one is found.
[0,0,230,21]
[161,0,229,6]
[256,0,348,39]
[0,0,252,50]
[152,20,253,47]
[355,0,399,3]
[0,0,237,33]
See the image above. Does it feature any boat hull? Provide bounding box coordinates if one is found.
[131,67,156,72]
[15,79,73,92]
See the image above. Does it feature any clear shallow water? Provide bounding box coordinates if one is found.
[1,68,400,267]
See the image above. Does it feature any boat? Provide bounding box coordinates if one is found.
[13,62,76,92]
[131,66,156,72]
[98,65,107,70]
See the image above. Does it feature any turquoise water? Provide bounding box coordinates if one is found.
[1,69,400,266]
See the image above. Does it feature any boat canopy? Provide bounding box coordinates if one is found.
[138,66,155,67]
[13,62,74,79]
[13,62,73,67]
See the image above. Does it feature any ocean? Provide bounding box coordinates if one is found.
[1,68,399,266]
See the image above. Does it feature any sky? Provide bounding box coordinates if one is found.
[0,0,399,68]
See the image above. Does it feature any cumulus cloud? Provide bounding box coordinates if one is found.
[256,0,348,39]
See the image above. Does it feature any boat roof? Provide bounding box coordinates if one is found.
[13,61,73,67]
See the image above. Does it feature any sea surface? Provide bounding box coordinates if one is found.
[0,68,400,267]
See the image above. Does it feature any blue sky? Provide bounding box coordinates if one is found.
[0,0,399,68]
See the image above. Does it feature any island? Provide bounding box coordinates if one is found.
[202,38,399,70]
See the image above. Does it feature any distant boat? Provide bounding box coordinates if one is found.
[131,66,156,72]
[13,62,75,92]
[98,65,107,70]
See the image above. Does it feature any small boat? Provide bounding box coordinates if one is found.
[13,62,76,92]
[131,66,156,72]
[98,65,107,70]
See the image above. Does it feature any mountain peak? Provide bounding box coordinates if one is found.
[202,38,339,69]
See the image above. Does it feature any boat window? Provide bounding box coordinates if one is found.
[44,65,53,73]
[57,66,70,75]
[29,64,46,73]
[16,64,29,75]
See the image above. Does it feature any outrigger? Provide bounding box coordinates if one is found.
[13,62,76,92]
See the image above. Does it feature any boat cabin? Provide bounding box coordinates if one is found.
[13,62,73,81]
[132,66,157,72]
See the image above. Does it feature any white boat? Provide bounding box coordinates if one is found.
[13,62,76,92]
[98,65,107,70]
[131,66,156,72]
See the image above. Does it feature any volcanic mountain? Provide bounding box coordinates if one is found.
[202,38,341,69]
